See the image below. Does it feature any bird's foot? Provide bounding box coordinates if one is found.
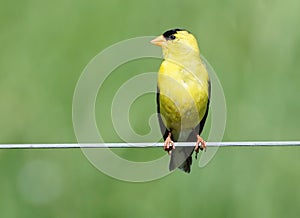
[195,135,206,159]
[164,133,174,154]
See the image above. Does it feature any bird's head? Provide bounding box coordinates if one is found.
[151,29,200,61]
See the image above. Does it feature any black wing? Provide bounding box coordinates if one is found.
[187,80,211,141]
[156,88,171,141]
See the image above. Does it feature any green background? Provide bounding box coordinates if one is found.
[1,0,300,217]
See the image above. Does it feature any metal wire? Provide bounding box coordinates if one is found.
[0,141,300,149]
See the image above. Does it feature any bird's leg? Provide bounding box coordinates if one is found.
[195,134,206,159]
[164,132,174,154]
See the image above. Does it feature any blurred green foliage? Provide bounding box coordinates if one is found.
[1,0,300,217]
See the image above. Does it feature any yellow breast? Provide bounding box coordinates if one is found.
[158,60,209,134]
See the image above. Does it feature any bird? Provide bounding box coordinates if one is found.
[151,29,210,173]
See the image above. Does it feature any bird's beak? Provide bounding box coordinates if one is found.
[150,35,166,46]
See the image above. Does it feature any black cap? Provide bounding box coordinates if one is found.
[162,28,189,40]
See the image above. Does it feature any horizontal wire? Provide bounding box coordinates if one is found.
[0,141,300,149]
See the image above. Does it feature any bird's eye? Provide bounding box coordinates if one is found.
[169,35,176,40]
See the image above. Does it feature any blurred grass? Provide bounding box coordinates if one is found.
[1,0,300,217]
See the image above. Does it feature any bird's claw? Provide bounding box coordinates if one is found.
[194,135,206,159]
[164,133,175,154]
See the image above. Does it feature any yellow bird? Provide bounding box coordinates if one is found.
[151,29,210,173]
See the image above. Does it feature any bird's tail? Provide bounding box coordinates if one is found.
[178,155,193,173]
[169,147,194,173]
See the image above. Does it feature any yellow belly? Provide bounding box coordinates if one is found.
[158,60,209,135]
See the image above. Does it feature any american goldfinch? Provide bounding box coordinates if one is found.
[151,29,210,173]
